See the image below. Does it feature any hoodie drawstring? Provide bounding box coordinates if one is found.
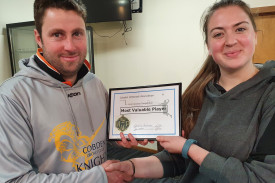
[60,85,95,136]
[61,86,80,136]
[82,85,95,133]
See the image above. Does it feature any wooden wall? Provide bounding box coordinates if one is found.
[251,6,275,63]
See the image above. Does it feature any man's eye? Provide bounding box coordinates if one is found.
[53,33,61,37]
[73,32,81,37]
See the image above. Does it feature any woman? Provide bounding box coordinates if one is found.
[104,0,275,182]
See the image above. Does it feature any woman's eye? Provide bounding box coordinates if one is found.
[236,27,246,32]
[213,32,223,38]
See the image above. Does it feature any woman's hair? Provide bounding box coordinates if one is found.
[34,0,87,38]
[182,0,257,138]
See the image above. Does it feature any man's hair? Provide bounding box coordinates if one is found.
[34,0,87,37]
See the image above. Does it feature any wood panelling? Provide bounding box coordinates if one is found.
[251,6,275,63]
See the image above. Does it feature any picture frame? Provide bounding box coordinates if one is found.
[131,0,143,13]
[107,83,182,140]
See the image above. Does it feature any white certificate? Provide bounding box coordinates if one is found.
[108,83,181,140]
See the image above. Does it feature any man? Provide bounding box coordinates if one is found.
[0,0,141,182]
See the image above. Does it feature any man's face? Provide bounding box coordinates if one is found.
[34,8,87,82]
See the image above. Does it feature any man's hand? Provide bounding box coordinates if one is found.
[116,132,154,148]
[102,160,133,183]
[101,160,120,169]
[104,160,134,177]
[106,170,133,183]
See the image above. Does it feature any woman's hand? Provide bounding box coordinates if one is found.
[156,130,186,154]
[157,130,209,165]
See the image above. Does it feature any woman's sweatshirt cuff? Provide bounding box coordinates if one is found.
[199,152,226,182]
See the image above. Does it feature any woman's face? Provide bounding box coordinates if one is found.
[207,6,257,72]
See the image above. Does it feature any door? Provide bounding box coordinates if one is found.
[251,6,275,64]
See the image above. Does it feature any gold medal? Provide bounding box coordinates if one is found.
[115,115,130,132]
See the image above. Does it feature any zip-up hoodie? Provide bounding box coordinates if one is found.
[0,50,108,182]
[155,61,275,182]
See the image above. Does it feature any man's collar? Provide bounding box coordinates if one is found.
[34,48,91,86]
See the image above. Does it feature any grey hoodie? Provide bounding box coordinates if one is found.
[155,61,275,183]
[0,53,108,182]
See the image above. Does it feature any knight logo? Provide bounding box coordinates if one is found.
[76,154,106,171]
[48,119,105,171]
[68,92,81,98]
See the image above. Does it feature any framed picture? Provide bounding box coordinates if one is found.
[108,83,182,140]
[131,0,142,13]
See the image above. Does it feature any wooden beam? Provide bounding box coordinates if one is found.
[251,6,275,16]
[132,146,158,154]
